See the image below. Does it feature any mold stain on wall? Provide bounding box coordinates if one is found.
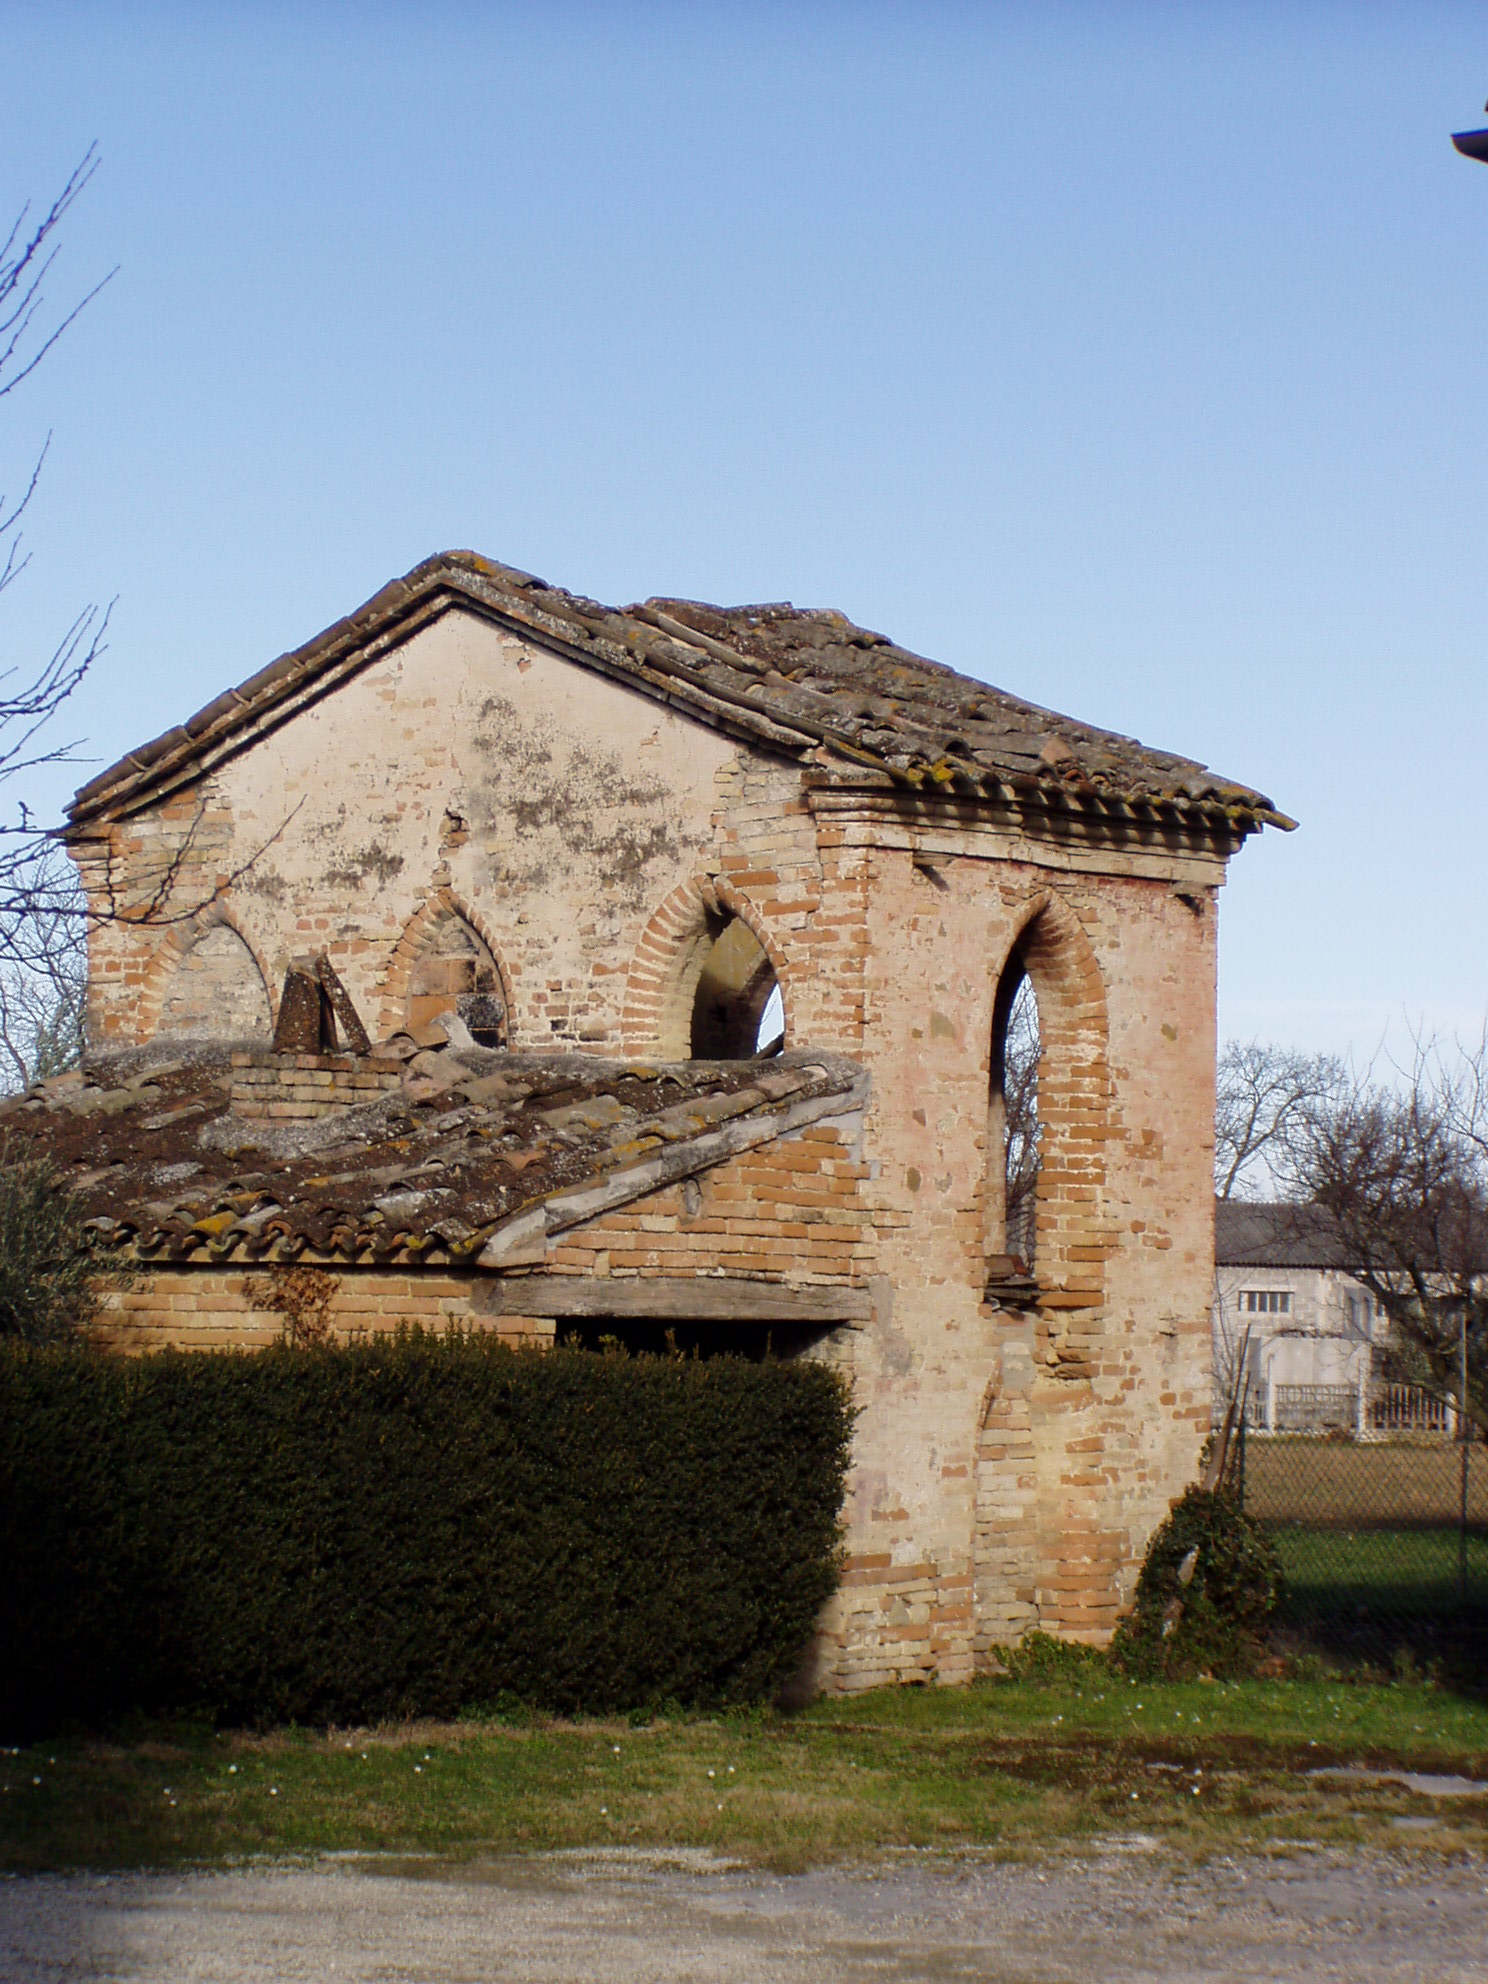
[470,695,685,904]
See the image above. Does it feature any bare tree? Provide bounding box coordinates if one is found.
[1215,1038,1347,1200]
[1281,1032,1488,1435]
[1003,975,1041,1264]
[0,148,115,1081]
[0,843,85,1085]
[0,157,295,1094]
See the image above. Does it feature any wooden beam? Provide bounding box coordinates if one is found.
[483,1277,869,1325]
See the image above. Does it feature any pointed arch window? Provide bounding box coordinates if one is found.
[987,954,1042,1272]
[157,924,271,1040]
[690,914,784,1059]
[406,913,507,1047]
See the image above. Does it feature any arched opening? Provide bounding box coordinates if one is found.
[157,924,271,1040]
[987,955,1042,1271]
[976,899,1115,1657]
[689,914,785,1059]
[623,876,790,1061]
[406,913,507,1047]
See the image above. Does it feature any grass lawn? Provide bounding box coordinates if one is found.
[1271,1524,1488,1618]
[1238,1439,1488,1657]
[1241,1438,1488,1528]
[4,1674,1487,1873]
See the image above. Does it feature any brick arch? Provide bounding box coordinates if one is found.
[136,902,274,1042]
[622,873,791,1060]
[991,889,1114,1332]
[376,888,513,1042]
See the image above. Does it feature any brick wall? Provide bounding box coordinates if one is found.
[545,1118,872,1285]
[69,602,1238,1691]
[93,1266,554,1355]
[228,1051,403,1119]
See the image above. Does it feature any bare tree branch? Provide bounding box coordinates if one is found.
[0,844,84,1090]
[82,793,304,937]
[0,147,116,1001]
[1279,1031,1488,1435]
[0,431,48,554]
[0,145,117,403]
[1215,1038,1347,1200]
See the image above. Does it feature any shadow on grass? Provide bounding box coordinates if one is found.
[1264,1520,1488,1691]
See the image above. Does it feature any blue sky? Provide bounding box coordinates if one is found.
[2,2,1485,1060]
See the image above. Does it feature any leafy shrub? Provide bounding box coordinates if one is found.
[998,1630,1108,1684]
[0,1154,101,1343]
[0,1332,852,1736]
[1110,1486,1282,1680]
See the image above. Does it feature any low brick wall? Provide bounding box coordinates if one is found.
[93,1266,553,1354]
[229,1051,403,1120]
[90,1118,874,1355]
[546,1119,872,1285]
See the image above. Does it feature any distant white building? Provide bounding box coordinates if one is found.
[1213,1201,1384,1432]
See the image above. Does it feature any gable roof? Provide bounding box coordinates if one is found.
[1215,1199,1356,1271]
[4,1040,864,1271]
[67,550,1292,839]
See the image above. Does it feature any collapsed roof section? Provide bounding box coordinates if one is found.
[67,551,1292,841]
[5,1040,866,1272]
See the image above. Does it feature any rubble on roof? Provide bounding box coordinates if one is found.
[2,1042,865,1270]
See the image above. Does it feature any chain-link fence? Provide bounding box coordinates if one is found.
[1226,1416,1488,1667]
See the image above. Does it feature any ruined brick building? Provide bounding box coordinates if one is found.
[11,552,1289,1689]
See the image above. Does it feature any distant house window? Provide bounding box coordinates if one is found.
[1242,1290,1290,1315]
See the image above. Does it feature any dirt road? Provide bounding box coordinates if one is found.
[3,1843,1486,1982]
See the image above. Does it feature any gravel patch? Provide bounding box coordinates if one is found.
[2,1844,1486,1982]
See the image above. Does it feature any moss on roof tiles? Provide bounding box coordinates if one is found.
[4,1044,861,1270]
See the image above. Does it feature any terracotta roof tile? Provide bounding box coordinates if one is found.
[4,1043,866,1269]
[67,552,1291,838]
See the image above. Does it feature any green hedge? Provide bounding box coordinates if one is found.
[0,1334,853,1735]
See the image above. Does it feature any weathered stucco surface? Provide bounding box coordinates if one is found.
[78,613,737,1052]
[67,593,1243,1691]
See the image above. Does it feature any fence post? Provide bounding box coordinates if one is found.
[1461,1316,1471,1607]
[1237,1409,1247,1513]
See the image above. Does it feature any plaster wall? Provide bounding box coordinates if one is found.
[76,609,739,1052]
[1213,1264,1377,1400]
